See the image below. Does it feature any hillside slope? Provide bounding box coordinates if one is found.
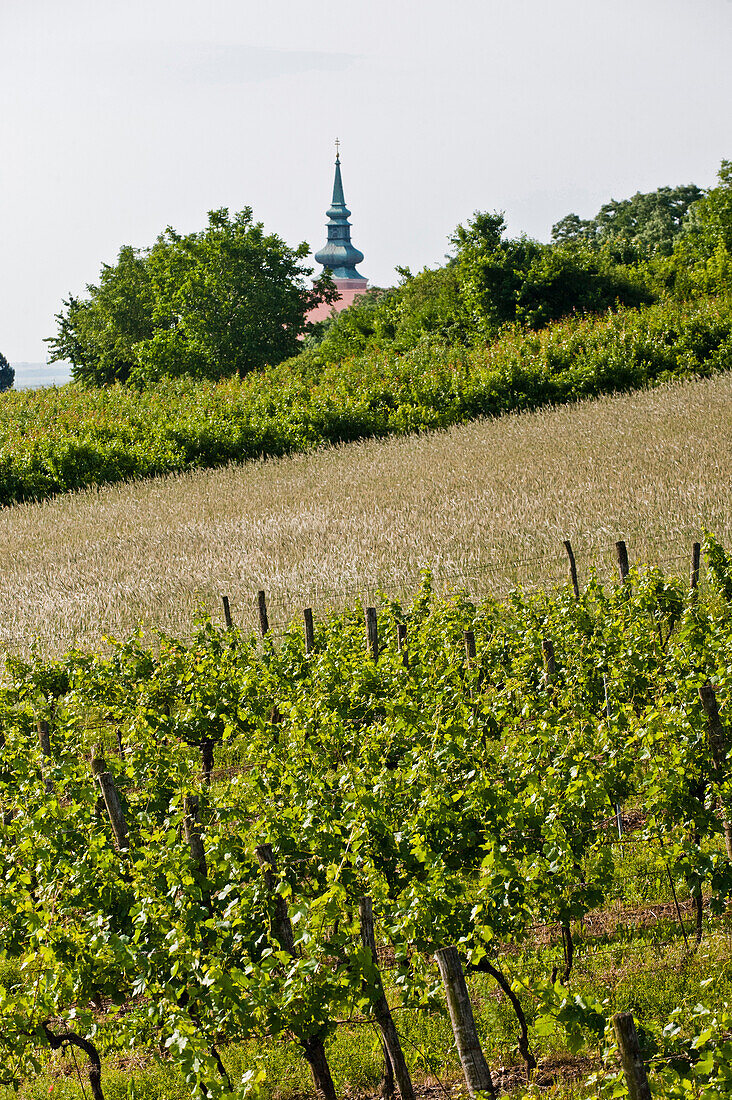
[0,295,730,506]
[1,370,730,656]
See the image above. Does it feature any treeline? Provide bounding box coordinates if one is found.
[1,295,730,505]
[299,162,732,369]
[45,160,732,388]
[0,158,723,506]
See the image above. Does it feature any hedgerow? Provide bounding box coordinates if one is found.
[1,294,731,506]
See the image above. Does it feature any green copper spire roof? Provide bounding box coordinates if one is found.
[314,148,366,281]
[329,152,346,210]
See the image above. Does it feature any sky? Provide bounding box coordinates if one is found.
[1,0,731,363]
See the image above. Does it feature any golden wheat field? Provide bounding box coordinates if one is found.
[2,371,732,656]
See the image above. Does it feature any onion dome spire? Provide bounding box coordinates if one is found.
[314,142,366,281]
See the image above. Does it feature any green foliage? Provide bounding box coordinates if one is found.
[552,184,704,260]
[665,160,732,298]
[307,163,730,370]
[43,161,732,405]
[46,209,336,386]
[303,264,471,364]
[308,194,660,370]
[48,245,155,385]
[684,160,732,257]
[0,352,14,393]
[2,549,732,1095]
[587,1003,732,1100]
[3,294,731,506]
[704,530,732,602]
[548,161,732,305]
[450,211,651,337]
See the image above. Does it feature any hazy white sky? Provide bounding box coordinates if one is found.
[1,0,731,362]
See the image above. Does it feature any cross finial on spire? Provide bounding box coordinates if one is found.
[335,137,340,161]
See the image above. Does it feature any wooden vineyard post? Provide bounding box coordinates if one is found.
[257,590,270,637]
[304,608,315,654]
[37,718,54,795]
[221,595,233,630]
[464,630,476,663]
[183,796,208,880]
[612,1013,651,1100]
[690,542,701,603]
[255,844,336,1100]
[201,737,214,786]
[563,539,580,599]
[542,637,556,681]
[434,947,496,1099]
[699,682,732,860]
[92,747,129,852]
[464,630,478,698]
[255,844,296,955]
[396,623,408,668]
[37,718,52,759]
[359,897,415,1100]
[616,540,630,583]
[366,607,379,662]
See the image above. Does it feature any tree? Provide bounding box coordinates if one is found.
[48,246,155,386]
[451,211,650,336]
[657,160,732,298]
[682,160,732,256]
[449,212,535,335]
[0,352,14,392]
[47,208,337,386]
[514,245,651,328]
[551,184,704,259]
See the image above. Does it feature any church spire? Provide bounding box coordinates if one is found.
[314,143,366,281]
[330,152,346,209]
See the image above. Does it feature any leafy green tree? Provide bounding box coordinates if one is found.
[551,184,703,259]
[656,161,732,297]
[515,245,651,328]
[683,161,732,253]
[451,211,650,336]
[450,212,535,334]
[678,160,732,292]
[0,352,14,392]
[47,208,336,386]
[48,246,154,385]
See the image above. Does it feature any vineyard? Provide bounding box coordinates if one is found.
[3,535,732,1099]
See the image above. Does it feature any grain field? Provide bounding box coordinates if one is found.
[2,372,731,656]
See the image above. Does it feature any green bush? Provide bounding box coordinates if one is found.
[0,295,730,507]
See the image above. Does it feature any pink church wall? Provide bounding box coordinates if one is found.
[307,278,369,324]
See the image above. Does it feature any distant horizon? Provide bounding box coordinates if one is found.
[9,361,73,390]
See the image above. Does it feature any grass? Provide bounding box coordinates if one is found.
[0,371,730,657]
